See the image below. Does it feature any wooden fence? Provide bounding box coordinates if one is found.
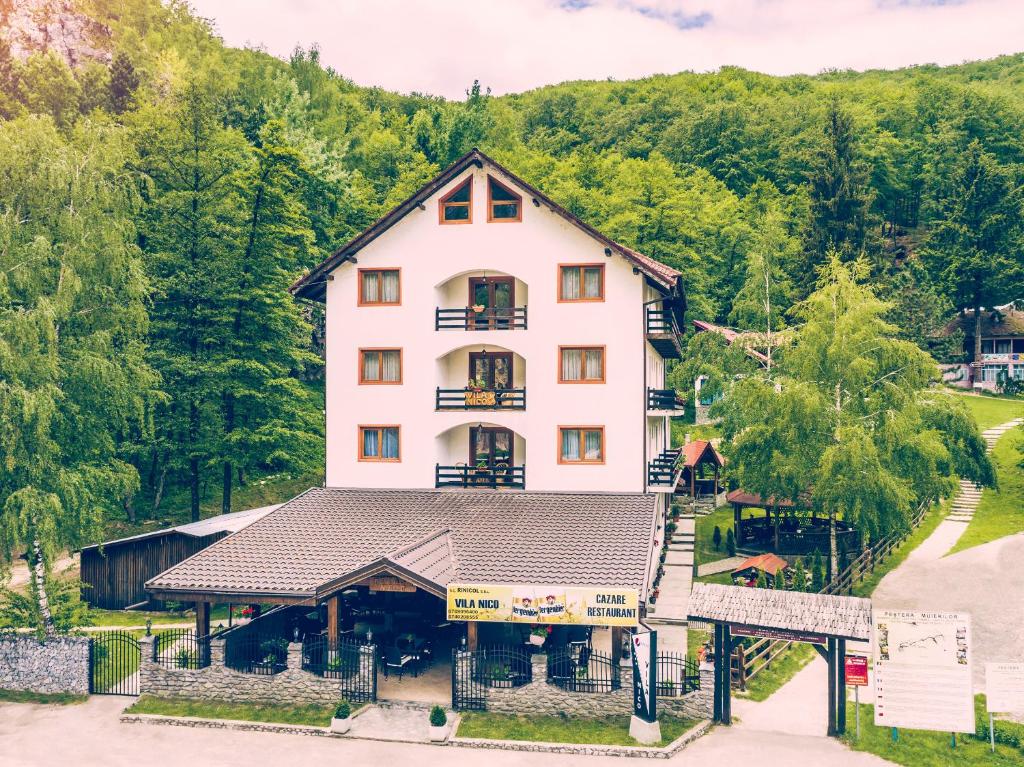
[730,502,930,691]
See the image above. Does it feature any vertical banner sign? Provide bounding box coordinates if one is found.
[872,610,974,733]
[845,655,869,686]
[631,629,657,723]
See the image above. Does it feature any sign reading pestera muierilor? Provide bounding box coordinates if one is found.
[446,583,639,626]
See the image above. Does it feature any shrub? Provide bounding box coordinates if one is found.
[726,528,736,556]
[174,648,194,669]
[755,570,768,589]
[810,552,825,592]
[793,557,808,592]
[429,705,447,727]
[712,525,722,550]
[334,700,351,719]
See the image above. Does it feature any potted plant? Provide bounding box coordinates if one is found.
[331,700,352,734]
[428,705,448,742]
[471,303,486,314]
[528,625,552,646]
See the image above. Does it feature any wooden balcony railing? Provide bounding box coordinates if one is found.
[647,387,684,411]
[648,448,681,488]
[435,464,526,489]
[645,308,677,335]
[435,306,528,331]
[436,387,526,410]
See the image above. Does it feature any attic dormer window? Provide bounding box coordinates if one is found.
[487,176,521,222]
[439,178,472,224]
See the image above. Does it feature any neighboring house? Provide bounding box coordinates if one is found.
[145,150,688,653]
[691,320,769,424]
[939,302,1024,391]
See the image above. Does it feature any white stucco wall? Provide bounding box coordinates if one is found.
[324,162,671,493]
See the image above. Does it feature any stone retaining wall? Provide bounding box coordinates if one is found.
[138,635,373,706]
[484,654,713,720]
[0,633,90,695]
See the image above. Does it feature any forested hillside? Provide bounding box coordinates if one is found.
[1,0,1023,562]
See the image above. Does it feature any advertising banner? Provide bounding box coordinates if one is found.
[631,629,657,722]
[872,609,974,733]
[845,655,869,687]
[446,583,639,626]
[986,663,1024,714]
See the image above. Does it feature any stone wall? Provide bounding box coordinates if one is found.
[139,635,373,706]
[484,654,713,720]
[0,633,90,695]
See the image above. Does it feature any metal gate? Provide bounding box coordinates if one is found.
[302,636,377,702]
[451,645,533,711]
[90,630,141,696]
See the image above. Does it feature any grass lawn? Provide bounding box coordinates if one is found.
[85,604,231,628]
[0,689,87,705]
[694,506,735,568]
[736,642,816,701]
[949,426,1024,555]
[456,711,699,747]
[842,697,1024,766]
[948,391,1024,430]
[125,695,343,728]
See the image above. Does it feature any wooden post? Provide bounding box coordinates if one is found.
[773,506,780,551]
[722,624,733,725]
[466,621,478,651]
[326,593,340,641]
[827,637,837,737]
[713,467,719,497]
[838,638,847,735]
[734,504,742,544]
[195,601,210,639]
[713,623,723,723]
[611,626,623,665]
[690,467,695,497]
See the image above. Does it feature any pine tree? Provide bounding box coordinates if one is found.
[0,117,157,633]
[109,52,140,115]
[755,569,768,589]
[136,77,249,521]
[726,528,736,556]
[811,552,825,592]
[793,557,808,592]
[712,525,722,551]
[219,119,323,514]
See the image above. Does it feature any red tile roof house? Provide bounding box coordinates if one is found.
[140,151,701,712]
[690,320,770,424]
[938,302,1024,391]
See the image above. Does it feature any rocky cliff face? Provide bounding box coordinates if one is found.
[1,0,110,65]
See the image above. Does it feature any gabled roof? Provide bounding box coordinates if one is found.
[726,489,803,509]
[146,488,659,602]
[290,149,684,302]
[941,302,1024,338]
[80,504,279,552]
[681,439,725,468]
[732,553,790,576]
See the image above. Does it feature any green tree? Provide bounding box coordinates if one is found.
[220,119,323,513]
[726,528,736,556]
[810,552,825,592]
[0,117,157,633]
[755,569,768,589]
[109,51,140,114]
[923,141,1024,364]
[136,78,249,521]
[18,52,80,129]
[793,557,808,592]
[712,525,722,551]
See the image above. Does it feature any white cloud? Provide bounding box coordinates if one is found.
[187,0,1024,99]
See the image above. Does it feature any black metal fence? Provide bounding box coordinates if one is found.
[436,387,526,410]
[435,463,526,489]
[451,645,533,711]
[546,647,621,693]
[648,448,680,487]
[224,632,289,675]
[646,308,676,334]
[435,306,528,330]
[154,628,211,670]
[647,388,682,411]
[90,630,141,696]
[656,652,700,697]
[302,636,377,702]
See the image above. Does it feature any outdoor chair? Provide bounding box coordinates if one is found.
[383,646,415,680]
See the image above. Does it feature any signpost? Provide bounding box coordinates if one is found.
[985,662,1024,752]
[446,583,639,627]
[872,610,974,739]
[845,655,869,740]
[629,628,660,745]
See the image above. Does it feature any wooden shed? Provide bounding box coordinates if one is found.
[80,505,277,610]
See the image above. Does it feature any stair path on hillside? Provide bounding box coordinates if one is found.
[945,418,1022,525]
[646,512,695,653]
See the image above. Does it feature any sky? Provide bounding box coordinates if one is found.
[188,0,1024,99]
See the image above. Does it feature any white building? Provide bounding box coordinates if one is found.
[291,150,687,506]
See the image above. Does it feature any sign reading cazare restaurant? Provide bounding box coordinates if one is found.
[446,583,639,627]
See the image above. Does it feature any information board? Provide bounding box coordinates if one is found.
[845,655,869,687]
[872,609,974,733]
[986,663,1024,714]
[631,629,657,722]
[446,583,639,626]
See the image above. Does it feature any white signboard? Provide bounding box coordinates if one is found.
[986,663,1024,714]
[872,609,974,733]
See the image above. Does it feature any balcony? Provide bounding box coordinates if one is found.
[435,306,528,330]
[648,448,681,490]
[435,463,526,489]
[646,308,683,359]
[437,387,526,410]
[647,387,684,413]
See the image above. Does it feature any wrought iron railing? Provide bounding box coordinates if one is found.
[648,448,681,488]
[473,645,533,688]
[435,463,525,489]
[647,387,683,411]
[224,632,288,675]
[436,387,526,410]
[656,652,700,696]
[547,647,621,693]
[302,636,377,701]
[154,628,211,670]
[435,306,528,331]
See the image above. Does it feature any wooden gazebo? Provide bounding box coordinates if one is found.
[727,489,860,556]
[677,440,725,498]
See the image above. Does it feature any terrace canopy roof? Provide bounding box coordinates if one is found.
[146,488,659,605]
